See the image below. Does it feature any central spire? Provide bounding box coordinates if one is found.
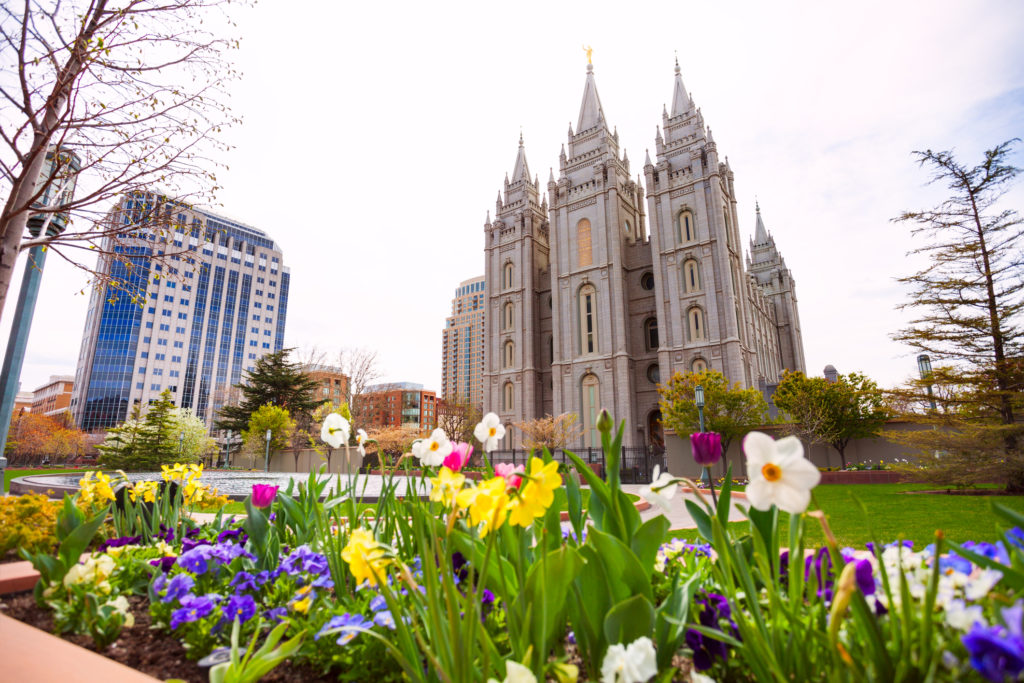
[754,202,770,244]
[576,63,606,132]
[511,132,530,182]
[670,56,690,117]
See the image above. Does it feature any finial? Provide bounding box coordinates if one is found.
[519,128,523,147]
[755,196,760,213]
[674,51,680,74]
[486,210,491,223]
[583,44,593,65]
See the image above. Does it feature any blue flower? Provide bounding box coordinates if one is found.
[854,559,875,596]
[178,545,214,575]
[264,607,287,623]
[99,535,141,552]
[373,610,396,630]
[963,603,1024,682]
[316,613,374,646]
[368,595,387,613]
[210,542,255,566]
[230,571,260,593]
[686,592,737,671]
[1005,527,1024,551]
[162,573,196,603]
[224,593,257,624]
[181,536,211,554]
[217,528,247,544]
[962,541,1010,566]
[170,593,216,629]
[281,545,329,576]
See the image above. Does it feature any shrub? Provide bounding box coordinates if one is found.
[0,493,60,558]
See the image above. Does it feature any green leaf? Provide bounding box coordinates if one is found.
[58,506,109,570]
[587,528,652,602]
[747,503,777,554]
[630,515,670,573]
[654,573,698,669]
[604,594,655,646]
[685,499,713,543]
[717,463,733,527]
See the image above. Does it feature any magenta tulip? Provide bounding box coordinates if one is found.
[442,442,473,472]
[690,432,722,466]
[251,484,278,508]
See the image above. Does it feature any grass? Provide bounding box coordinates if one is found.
[3,467,92,493]
[670,483,1024,549]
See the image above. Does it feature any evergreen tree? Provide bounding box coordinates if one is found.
[215,349,320,434]
[97,391,194,470]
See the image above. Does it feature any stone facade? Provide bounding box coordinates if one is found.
[484,62,805,448]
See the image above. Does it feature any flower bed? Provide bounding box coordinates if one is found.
[3,412,1023,683]
[818,470,907,485]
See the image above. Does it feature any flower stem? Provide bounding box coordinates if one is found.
[705,466,718,507]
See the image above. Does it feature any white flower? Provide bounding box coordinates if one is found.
[486,660,537,683]
[600,636,658,683]
[691,674,717,683]
[743,431,821,514]
[412,428,453,466]
[965,569,1003,601]
[944,598,986,631]
[639,466,677,513]
[474,412,506,452]
[356,428,369,457]
[321,413,350,449]
[109,595,135,628]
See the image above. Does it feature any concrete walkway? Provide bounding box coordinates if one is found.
[622,484,749,530]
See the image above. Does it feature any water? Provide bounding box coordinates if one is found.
[13,470,430,500]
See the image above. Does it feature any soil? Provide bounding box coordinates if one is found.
[0,591,334,682]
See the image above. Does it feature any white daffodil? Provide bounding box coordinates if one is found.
[639,466,677,513]
[413,428,453,466]
[321,413,350,449]
[356,428,369,457]
[486,660,538,683]
[474,412,506,452]
[601,636,658,683]
[743,431,821,514]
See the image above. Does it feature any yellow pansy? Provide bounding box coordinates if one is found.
[429,466,466,508]
[341,528,392,587]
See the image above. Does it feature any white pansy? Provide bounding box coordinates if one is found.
[600,636,658,683]
[412,428,453,466]
[639,466,677,513]
[474,412,506,452]
[964,569,1003,601]
[486,660,538,683]
[944,598,986,631]
[356,428,369,457]
[321,413,350,449]
[743,431,821,514]
[691,674,717,683]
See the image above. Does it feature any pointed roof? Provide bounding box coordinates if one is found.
[576,63,606,132]
[670,57,690,116]
[754,201,770,244]
[511,132,530,182]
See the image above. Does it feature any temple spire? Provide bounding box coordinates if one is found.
[754,201,770,244]
[511,133,530,182]
[576,63,606,132]
[670,56,690,116]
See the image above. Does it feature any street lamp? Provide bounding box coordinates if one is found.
[917,354,937,411]
[695,384,709,487]
[264,428,272,472]
[178,431,185,460]
[223,429,232,469]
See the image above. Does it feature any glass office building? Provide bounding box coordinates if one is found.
[71,193,290,431]
[441,276,485,409]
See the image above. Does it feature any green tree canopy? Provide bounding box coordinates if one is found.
[216,349,320,435]
[773,371,889,468]
[658,369,771,473]
[98,390,202,471]
[241,404,294,469]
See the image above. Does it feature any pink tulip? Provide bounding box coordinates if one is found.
[494,463,524,488]
[443,442,473,472]
[690,432,722,466]
[251,484,279,508]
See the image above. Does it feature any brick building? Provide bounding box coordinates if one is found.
[362,382,437,434]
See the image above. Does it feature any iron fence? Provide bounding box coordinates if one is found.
[487,445,664,484]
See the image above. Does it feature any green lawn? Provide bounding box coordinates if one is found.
[670,483,1024,549]
[3,467,91,493]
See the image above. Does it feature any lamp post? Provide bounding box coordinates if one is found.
[917,354,936,411]
[264,428,272,472]
[178,431,185,460]
[223,429,232,469]
[695,384,709,487]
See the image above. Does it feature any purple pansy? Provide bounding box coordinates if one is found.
[854,559,875,596]
[686,592,736,671]
[316,613,374,646]
[99,535,141,552]
[963,603,1024,682]
[217,528,247,544]
[264,607,288,623]
[372,610,396,630]
[224,593,257,624]
[170,593,217,629]
[281,545,329,576]
[210,542,256,566]
[369,595,387,612]
[161,573,196,603]
[230,571,260,594]
[178,545,214,575]
[181,537,212,554]
[149,556,177,572]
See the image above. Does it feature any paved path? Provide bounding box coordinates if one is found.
[622,484,749,530]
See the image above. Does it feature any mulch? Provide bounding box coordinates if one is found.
[0,592,333,682]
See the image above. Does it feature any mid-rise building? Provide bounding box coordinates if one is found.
[441,276,486,409]
[483,60,805,449]
[303,364,350,410]
[71,192,290,431]
[31,375,74,419]
[362,382,437,434]
[13,391,33,417]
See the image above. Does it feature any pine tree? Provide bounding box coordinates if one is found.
[136,390,180,468]
[215,349,321,434]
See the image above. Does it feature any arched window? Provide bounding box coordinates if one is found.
[678,210,695,243]
[503,340,514,369]
[503,302,513,330]
[503,262,514,289]
[578,284,597,355]
[688,307,706,342]
[577,218,592,267]
[503,382,514,411]
[683,259,701,293]
[646,364,660,384]
[640,272,655,290]
[644,317,659,351]
[692,358,708,373]
[581,373,600,447]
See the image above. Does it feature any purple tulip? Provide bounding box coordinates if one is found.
[690,431,722,466]
[251,484,278,508]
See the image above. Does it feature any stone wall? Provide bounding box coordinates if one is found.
[250,448,363,475]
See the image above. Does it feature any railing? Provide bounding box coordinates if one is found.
[486,445,665,484]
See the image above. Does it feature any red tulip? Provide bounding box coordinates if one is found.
[251,484,278,508]
[690,432,722,466]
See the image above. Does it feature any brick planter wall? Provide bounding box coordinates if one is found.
[818,470,906,485]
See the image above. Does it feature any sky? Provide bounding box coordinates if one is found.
[3,0,1024,399]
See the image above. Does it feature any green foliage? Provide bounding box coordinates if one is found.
[773,370,889,467]
[98,390,207,470]
[216,349,321,434]
[0,493,60,558]
[209,619,306,683]
[241,404,294,467]
[658,369,771,463]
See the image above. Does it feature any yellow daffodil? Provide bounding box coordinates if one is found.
[129,480,159,503]
[78,471,116,504]
[456,477,509,537]
[341,528,392,587]
[508,457,562,526]
[429,466,466,508]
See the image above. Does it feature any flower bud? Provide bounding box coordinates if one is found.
[596,409,612,434]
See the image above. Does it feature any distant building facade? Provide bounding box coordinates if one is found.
[303,364,350,410]
[13,391,33,417]
[71,192,290,431]
[441,276,486,410]
[362,382,437,434]
[31,375,74,419]
[483,61,805,448]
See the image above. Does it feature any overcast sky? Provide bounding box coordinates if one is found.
[3,0,1024,402]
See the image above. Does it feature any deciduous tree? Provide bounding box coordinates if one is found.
[513,413,583,453]
[241,404,293,470]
